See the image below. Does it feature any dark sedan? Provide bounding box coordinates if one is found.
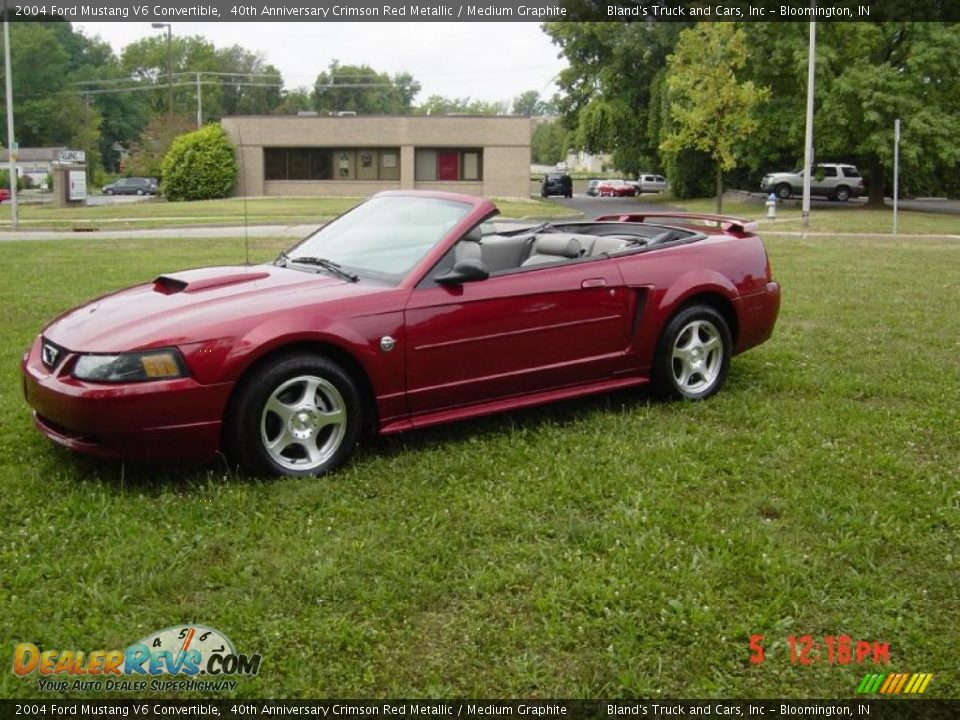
[102,177,158,196]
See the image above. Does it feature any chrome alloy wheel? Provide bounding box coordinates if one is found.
[260,375,347,472]
[671,319,724,395]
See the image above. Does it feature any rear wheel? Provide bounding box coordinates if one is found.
[225,353,362,477]
[652,305,732,400]
[834,185,850,202]
[775,183,792,200]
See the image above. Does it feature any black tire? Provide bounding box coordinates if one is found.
[104,189,114,196]
[136,189,145,196]
[834,185,850,202]
[775,183,792,200]
[651,305,732,401]
[565,192,572,199]
[225,352,363,477]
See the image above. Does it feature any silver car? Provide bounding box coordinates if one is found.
[761,163,864,202]
[634,174,668,194]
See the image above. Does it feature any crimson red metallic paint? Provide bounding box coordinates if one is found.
[21,191,780,475]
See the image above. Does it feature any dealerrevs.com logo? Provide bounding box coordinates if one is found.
[13,625,261,692]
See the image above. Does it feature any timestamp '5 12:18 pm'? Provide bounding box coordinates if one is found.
[749,634,890,665]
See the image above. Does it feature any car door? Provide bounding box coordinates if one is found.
[813,165,837,196]
[403,254,632,416]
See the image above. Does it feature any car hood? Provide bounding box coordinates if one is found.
[43,264,388,352]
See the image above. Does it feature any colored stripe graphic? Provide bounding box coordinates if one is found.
[856,673,884,694]
[861,672,933,695]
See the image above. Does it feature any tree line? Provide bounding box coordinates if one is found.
[0,20,558,183]
[544,21,960,203]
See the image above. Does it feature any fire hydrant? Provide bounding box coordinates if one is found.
[766,193,777,219]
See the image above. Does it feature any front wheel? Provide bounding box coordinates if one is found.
[775,183,791,200]
[652,305,732,400]
[225,353,363,477]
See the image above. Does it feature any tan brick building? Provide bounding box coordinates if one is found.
[220,115,531,199]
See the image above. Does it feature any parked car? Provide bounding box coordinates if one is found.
[22,191,780,477]
[585,179,602,197]
[596,179,638,197]
[0,188,9,202]
[634,174,669,194]
[541,172,572,198]
[760,164,864,201]
[102,177,158,196]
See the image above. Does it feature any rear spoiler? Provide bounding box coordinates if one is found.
[594,212,759,234]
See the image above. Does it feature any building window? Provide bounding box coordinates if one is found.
[264,148,400,181]
[415,149,483,181]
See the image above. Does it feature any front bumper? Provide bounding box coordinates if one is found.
[21,336,233,464]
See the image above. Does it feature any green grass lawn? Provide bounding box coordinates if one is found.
[0,234,957,699]
[639,195,960,236]
[0,196,576,230]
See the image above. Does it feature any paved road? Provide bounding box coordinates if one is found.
[549,194,682,220]
[86,194,156,207]
[552,192,960,219]
[0,223,321,242]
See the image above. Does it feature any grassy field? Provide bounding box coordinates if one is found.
[0,196,577,230]
[638,195,960,236]
[0,233,958,699]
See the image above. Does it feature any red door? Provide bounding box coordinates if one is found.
[437,152,459,181]
[404,261,631,415]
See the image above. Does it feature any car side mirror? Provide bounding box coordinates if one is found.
[435,258,490,285]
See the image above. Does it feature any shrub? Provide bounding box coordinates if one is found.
[664,148,716,199]
[160,125,237,202]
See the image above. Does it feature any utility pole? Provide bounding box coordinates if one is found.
[893,118,900,237]
[151,23,173,118]
[801,18,816,230]
[196,71,202,127]
[3,0,18,229]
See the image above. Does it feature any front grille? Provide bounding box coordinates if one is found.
[35,413,98,445]
[41,338,66,370]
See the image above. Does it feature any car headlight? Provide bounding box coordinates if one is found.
[72,349,187,383]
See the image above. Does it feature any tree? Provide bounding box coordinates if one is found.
[531,119,570,165]
[272,87,313,115]
[544,21,688,177]
[215,45,283,116]
[125,114,196,179]
[160,124,237,201]
[312,61,420,114]
[511,90,555,116]
[660,23,769,213]
[814,23,960,205]
[0,22,110,173]
[122,35,222,118]
[415,95,508,116]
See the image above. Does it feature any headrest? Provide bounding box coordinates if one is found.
[532,234,582,258]
[463,226,483,243]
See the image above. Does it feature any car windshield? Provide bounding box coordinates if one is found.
[287,195,472,282]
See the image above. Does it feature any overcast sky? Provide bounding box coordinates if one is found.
[74,22,568,105]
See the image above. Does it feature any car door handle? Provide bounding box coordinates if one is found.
[581,278,607,288]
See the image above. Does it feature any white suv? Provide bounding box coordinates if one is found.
[761,164,864,201]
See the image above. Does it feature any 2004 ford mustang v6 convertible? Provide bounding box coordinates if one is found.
[22,191,780,476]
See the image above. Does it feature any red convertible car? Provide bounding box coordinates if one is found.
[22,191,780,477]
[596,179,638,198]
